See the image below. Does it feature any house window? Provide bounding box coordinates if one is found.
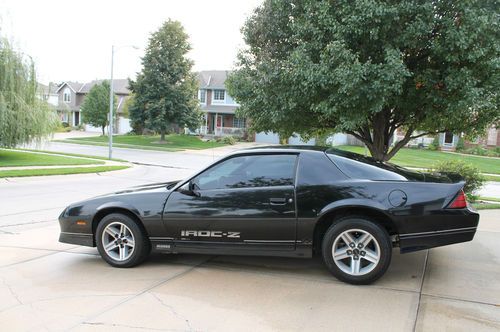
[213,89,225,103]
[63,88,71,103]
[233,117,246,128]
[199,89,206,103]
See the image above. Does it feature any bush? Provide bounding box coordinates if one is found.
[455,137,465,151]
[428,136,440,151]
[433,160,485,201]
[61,121,69,128]
[464,146,488,156]
[219,136,236,145]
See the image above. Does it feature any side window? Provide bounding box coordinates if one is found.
[193,154,297,190]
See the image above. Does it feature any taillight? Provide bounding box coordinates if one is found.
[447,189,467,209]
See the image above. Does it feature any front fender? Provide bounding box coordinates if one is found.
[95,201,142,219]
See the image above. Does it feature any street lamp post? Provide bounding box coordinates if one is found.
[108,45,139,160]
[108,45,115,160]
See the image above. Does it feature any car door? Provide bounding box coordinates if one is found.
[163,153,298,252]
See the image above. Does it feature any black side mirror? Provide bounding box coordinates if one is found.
[178,181,200,197]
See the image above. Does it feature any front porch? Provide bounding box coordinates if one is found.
[197,112,247,137]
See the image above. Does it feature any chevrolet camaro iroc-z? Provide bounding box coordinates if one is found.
[59,146,479,284]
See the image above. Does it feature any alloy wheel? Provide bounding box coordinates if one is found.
[101,221,135,261]
[332,228,381,276]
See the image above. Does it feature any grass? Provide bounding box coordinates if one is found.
[56,134,227,152]
[0,165,129,178]
[471,202,500,210]
[478,197,500,203]
[483,175,500,182]
[0,149,104,167]
[335,145,500,174]
[18,149,127,162]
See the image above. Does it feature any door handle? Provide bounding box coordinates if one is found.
[270,198,291,205]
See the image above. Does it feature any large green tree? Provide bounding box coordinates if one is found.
[0,37,57,147]
[81,80,115,135]
[129,19,201,141]
[227,0,500,161]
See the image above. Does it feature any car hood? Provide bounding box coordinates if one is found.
[87,180,181,201]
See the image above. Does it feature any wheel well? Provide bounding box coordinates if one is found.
[312,207,398,254]
[92,208,148,245]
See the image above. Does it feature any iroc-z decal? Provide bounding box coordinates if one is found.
[181,230,241,238]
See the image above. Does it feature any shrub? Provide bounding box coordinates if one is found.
[61,121,69,128]
[465,146,488,156]
[433,160,485,201]
[455,137,465,151]
[428,136,440,151]
[220,136,236,145]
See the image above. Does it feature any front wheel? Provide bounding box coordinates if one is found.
[322,217,392,284]
[96,213,150,268]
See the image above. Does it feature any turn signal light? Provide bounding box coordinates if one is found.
[76,220,87,226]
[448,190,467,209]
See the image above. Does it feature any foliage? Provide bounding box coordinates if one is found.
[129,20,202,141]
[433,160,485,200]
[121,93,134,119]
[428,136,440,151]
[455,137,465,151]
[0,37,58,147]
[462,146,499,157]
[218,136,236,145]
[80,80,115,135]
[227,0,500,161]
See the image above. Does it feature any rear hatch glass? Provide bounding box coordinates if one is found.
[326,148,451,182]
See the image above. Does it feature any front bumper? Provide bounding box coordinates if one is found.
[59,232,94,247]
[58,210,95,247]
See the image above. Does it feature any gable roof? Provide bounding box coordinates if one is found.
[197,70,230,89]
[55,79,130,95]
[55,81,85,93]
[78,79,130,95]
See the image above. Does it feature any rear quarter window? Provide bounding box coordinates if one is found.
[326,153,408,181]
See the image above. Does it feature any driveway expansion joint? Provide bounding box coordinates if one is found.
[412,249,429,332]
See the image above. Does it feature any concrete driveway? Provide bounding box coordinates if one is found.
[1,166,499,331]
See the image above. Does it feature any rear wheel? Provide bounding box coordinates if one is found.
[322,216,392,284]
[96,213,150,268]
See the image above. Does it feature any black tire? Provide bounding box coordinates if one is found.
[96,213,150,268]
[322,216,392,284]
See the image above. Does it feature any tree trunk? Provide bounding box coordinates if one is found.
[160,129,166,142]
[102,126,105,136]
[347,110,415,162]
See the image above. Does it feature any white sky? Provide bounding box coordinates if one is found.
[0,0,263,84]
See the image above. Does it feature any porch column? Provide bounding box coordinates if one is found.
[205,113,208,134]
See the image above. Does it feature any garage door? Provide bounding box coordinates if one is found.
[255,131,280,144]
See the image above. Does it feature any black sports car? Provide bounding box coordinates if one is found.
[59,146,479,284]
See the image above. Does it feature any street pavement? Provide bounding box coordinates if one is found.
[0,162,499,331]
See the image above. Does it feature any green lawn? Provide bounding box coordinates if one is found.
[472,202,500,210]
[58,134,227,151]
[0,165,129,178]
[19,149,127,162]
[335,145,500,174]
[0,149,104,167]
